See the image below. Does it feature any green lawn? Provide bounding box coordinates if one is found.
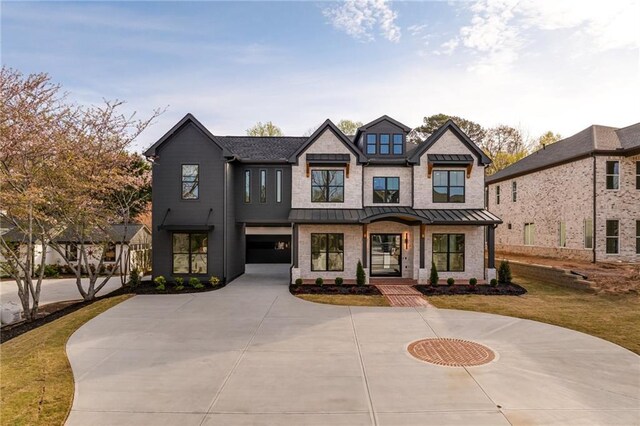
[1,294,132,426]
[296,294,390,307]
[428,276,640,355]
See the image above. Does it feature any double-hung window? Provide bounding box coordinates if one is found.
[433,170,465,203]
[379,134,390,154]
[244,170,251,203]
[524,223,535,245]
[181,165,199,200]
[636,220,640,254]
[373,177,400,203]
[584,219,593,249]
[636,161,639,190]
[311,233,344,271]
[311,170,344,202]
[606,220,619,254]
[366,134,377,155]
[512,181,517,202]
[606,161,619,190]
[260,170,267,203]
[432,234,464,272]
[392,134,403,154]
[172,233,208,274]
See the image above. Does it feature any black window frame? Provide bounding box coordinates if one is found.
[496,185,500,205]
[636,220,640,254]
[636,161,639,190]
[244,169,251,203]
[366,134,377,155]
[392,134,403,155]
[311,169,344,203]
[432,170,465,203]
[606,161,619,190]
[372,176,400,204]
[259,169,267,203]
[512,181,517,202]
[379,134,390,155]
[311,233,344,272]
[276,169,282,203]
[181,164,200,200]
[584,218,593,249]
[432,233,465,272]
[605,220,619,254]
[172,232,208,275]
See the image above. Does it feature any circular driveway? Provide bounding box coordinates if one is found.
[66,265,640,425]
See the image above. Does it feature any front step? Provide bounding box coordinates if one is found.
[369,278,417,286]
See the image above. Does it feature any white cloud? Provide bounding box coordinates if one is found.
[323,0,401,42]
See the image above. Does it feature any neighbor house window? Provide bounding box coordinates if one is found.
[606,161,619,189]
[432,234,464,272]
[379,134,390,154]
[512,181,517,202]
[104,243,116,262]
[65,243,78,262]
[636,161,639,189]
[584,219,593,249]
[496,186,500,205]
[311,233,344,271]
[244,170,251,203]
[636,220,640,254]
[276,170,282,203]
[366,134,376,155]
[172,233,207,274]
[181,165,199,200]
[373,177,400,203]
[260,170,267,203]
[558,222,566,248]
[605,220,619,254]
[392,134,403,154]
[311,170,344,202]
[524,223,535,245]
[433,170,465,203]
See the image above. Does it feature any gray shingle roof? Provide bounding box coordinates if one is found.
[216,136,308,162]
[486,123,640,184]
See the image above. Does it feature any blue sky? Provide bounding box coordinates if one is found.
[3,1,639,152]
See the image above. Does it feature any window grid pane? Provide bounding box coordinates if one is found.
[244,170,251,203]
[276,170,282,203]
[392,134,403,154]
[372,177,400,204]
[311,170,344,203]
[181,165,199,200]
[432,233,464,272]
[432,170,465,203]
[311,233,344,271]
[173,233,207,274]
[606,161,620,190]
[260,170,267,203]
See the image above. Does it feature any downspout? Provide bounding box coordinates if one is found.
[222,161,229,282]
[592,154,597,263]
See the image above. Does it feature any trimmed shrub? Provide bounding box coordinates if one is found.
[315,277,324,286]
[189,277,204,289]
[498,260,512,284]
[429,261,439,286]
[490,278,498,287]
[209,276,220,286]
[154,275,166,291]
[295,278,303,285]
[335,277,344,285]
[37,264,60,278]
[127,267,141,288]
[174,277,184,288]
[446,277,455,286]
[469,278,478,286]
[356,260,366,286]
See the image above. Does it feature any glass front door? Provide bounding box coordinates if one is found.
[370,234,402,277]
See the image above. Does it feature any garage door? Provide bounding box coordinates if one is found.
[246,235,291,264]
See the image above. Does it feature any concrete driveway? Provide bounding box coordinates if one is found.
[66,265,640,426]
[0,276,122,306]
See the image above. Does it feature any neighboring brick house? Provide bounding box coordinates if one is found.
[144,114,501,284]
[486,123,640,263]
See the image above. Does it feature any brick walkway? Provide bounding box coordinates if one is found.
[376,285,434,307]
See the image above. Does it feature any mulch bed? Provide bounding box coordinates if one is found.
[290,284,382,295]
[1,281,225,343]
[415,283,527,296]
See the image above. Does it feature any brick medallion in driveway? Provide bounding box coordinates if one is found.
[67,265,640,426]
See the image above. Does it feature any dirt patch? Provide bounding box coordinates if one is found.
[497,252,640,294]
[415,283,526,296]
[290,284,382,296]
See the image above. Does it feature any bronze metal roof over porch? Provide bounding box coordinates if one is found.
[288,207,501,225]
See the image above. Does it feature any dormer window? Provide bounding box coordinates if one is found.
[380,134,390,154]
[366,134,377,155]
[393,134,403,154]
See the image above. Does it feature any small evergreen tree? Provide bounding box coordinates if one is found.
[356,260,366,286]
[429,261,439,286]
[498,260,512,284]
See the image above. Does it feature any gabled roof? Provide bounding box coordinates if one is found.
[215,136,307,162]
[55,223,149,243]
[143,113,233,158]
[358,115,412,132]
[486,122,640,184]
[408,120,491,165]
[287,119,366,163]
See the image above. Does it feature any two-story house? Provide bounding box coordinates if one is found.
[144,114,501,284]
[486,123,640,263]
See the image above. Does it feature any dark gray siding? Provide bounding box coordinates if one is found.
[151,122,225,280]
[234,165,292,223]
[361,121,407,157]
[226,163,245,281]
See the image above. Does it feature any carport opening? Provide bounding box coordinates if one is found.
[245,235,291,264]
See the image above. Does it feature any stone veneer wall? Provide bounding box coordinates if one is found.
[424,225,485,282]
[413,129,485,209]
[291,129,362,209]
[363,166,413,206]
